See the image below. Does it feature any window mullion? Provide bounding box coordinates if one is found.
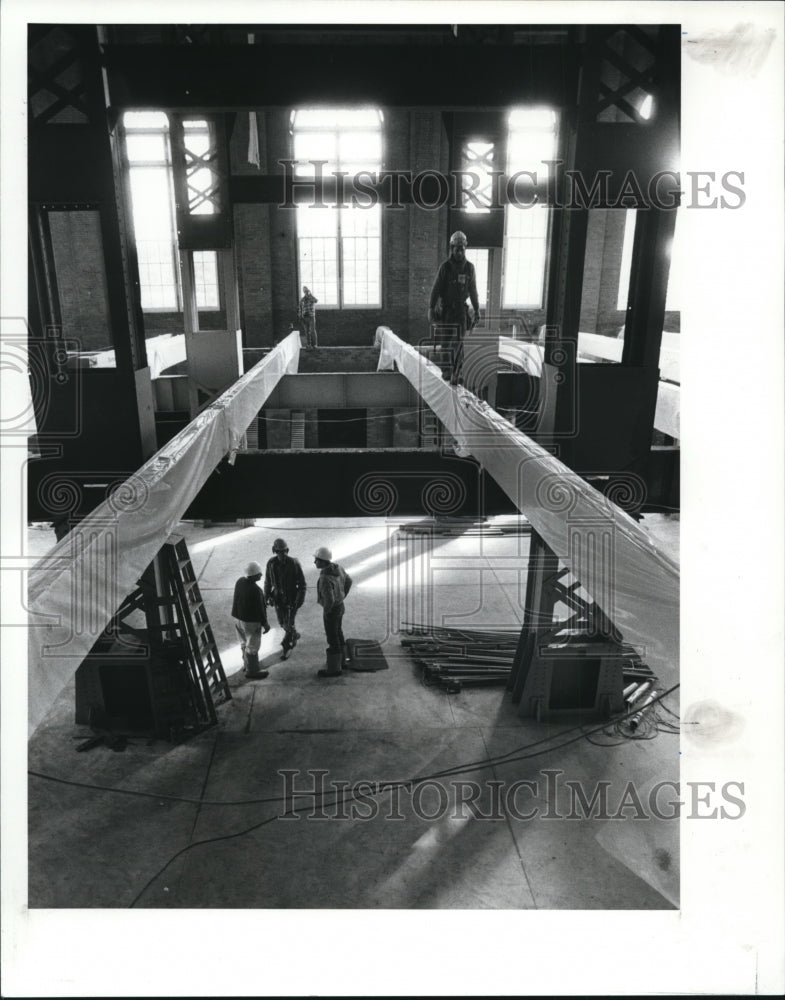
[337,197,343,308]
[164,134,184,313]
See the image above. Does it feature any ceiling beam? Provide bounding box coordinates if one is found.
[103,42,580,110]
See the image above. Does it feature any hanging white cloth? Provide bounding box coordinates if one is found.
[248,111,260,168]
[247,34,261,168]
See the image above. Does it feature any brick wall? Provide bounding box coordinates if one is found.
[49,207,227,349]
[49,210,113,352]
[581,209,628,338]
[234,203,274,346]
[597,209,628,336]
[406,111,449,347]
[297,348,381,373]
[142,310,226,335]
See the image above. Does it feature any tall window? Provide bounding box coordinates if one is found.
[292,108,383,307]
[123,111,219,311]
[466,248,489,308]
[617,209,682,312]
[502,108,558,309]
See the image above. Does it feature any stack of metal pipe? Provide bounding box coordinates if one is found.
[401,622,520,692]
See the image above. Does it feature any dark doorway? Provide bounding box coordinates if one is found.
[317,409,367,448]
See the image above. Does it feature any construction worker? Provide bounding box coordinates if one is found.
[427,230,480,384]
[299,285,318,349]
[231,561,271,679]
[313,546,353,677]
[264,538,307,660]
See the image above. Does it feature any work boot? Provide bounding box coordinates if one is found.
[317,650,344,678]
[245,653,268,679]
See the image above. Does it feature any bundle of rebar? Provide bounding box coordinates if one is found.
[401,622,519,692]
[397,518,531,537]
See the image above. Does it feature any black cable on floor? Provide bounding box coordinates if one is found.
[31,684,681,906]
[28,684,681,807]
[128,812,281,907]
[129,688,682,906]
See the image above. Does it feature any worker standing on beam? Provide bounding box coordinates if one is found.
[313,546,353,677]
[427,230,480,385]
[232,561,271,679]
[264,538,307,660]
[299,285,318,349]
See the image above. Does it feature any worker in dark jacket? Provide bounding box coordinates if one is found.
[264,538,307,660]
[231,561,271,679]
[427,230,480,384]
[313,546,353,677]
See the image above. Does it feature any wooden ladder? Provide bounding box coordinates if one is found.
[79,575,209,741]
[290,410,306,448]
[163,536,232,724]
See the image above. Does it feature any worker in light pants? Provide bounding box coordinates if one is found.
[231,561,271,679]
[313,546,353,677]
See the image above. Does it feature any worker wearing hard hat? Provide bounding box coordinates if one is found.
[427,230,480,385]
[313,546,353,677]
[264,537,307,660]
[298,285,318,349]
[231,560,271,679]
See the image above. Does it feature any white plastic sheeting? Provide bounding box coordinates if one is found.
[378,330,679,686]
[498,335,680,437]
[498,337,544,377]
[577,331,681,384]
[654,379,681,440]
[27,332,300,736]
[75,333,188,377]
[499,332,682,384]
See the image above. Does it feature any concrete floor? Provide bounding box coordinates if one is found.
[27,515,680,910]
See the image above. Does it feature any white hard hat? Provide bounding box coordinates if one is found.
[449,230,468,246]
[244,561,263,576]
[313,546,332,561]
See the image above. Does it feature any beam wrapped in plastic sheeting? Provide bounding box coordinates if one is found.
[378,330,679,686]
[27,332,300,737]
[78,333,188,377]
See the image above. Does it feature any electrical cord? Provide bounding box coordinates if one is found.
[28,685,680,807]
[398,684,680,785]
[30,683,680,906]
[27,768,288,808]
[26,716,602,808]
[127,687,682,905]
[655,697,681,721]
[128,811,281,907]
